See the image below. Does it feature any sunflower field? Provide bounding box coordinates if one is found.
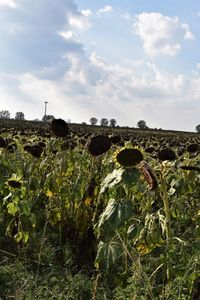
[0,119,200,299]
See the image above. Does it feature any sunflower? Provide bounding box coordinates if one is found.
[187,143,198,153]
[157,148,176,161]
[50,118,70,137]
[24,144,43,158]
[7,175,22,188]
[87,135,111,156]
[114,146,144,167]
[0,137,7,148]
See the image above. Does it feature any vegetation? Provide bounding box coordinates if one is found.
[0,110,11,119]
[15,112,25,121]
[137,120,148,129]
[0,118,200,299]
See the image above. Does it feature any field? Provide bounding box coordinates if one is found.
[0,119,200,299]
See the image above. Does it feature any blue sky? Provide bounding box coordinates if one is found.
[0,0,200,131]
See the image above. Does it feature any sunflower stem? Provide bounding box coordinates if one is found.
[160,165,172,282]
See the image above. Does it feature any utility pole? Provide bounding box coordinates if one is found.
[44,101,48,121]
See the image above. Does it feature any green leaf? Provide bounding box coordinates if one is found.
[22,231,29,243]
[97,198,134,231]
[14,232,22,243]
[21,200,31,216]
[122,168,140,185]
[7,203,19,216]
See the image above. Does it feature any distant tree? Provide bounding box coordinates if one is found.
[137,120,148,129]
[100,118,109,126]
[15,112,25,120]
[90,117,98,125]
[0,110,10,119]
[82,122,87,125]
[109,118,117,127]
[42,115,55,122]
[196,124,200,133]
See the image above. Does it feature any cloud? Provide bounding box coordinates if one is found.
[133,12,194,57]
[0,0,16,8]
[2,49,200,131]
[0,1,199,131]
[68,9,92,31]
[97,5,113,15]
[58,30,80,42]
[0,0,90,76]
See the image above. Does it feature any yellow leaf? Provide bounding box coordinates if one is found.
[84,197,92,206]
[46,190,53,198]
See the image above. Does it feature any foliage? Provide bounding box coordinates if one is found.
[110,119,117,127]
[90,117,98,125]
[100,118,109,126]
[137,119,148,129]
[196,124,200,133]
[42,114,55,122]
[15,112,25,120]
[0,110,10,119]
[0,121,200,299]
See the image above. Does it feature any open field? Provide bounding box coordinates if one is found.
[0,119,200,299]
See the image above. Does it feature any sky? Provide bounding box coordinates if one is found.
[0,0,200,131]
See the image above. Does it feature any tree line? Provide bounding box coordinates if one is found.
[0,110,25,120]
[2,109,200,132]
[0,110,149,129]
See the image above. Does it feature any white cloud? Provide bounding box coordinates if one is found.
[133,12,194,57]
[81,9,92,17]
[0,0,16,8]
[2,51,200,131]
[58,30,79,42]
[97,5,113,15]
[68,10,92,31]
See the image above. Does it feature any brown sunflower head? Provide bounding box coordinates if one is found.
[187,143,198,153]
[145,146,155,154]
[115,147,144,167]
[180,165,200,172]
[157,148,176,161]
[24,145,31,152]
[87,135,111,156]
[7,180,21,188]
[29,145,43,158]
[0,137,7,148]
[50,118,70,137]
[110,135,121,145]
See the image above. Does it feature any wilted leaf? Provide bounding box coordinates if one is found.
[100,169,123,193]
[95,240,123,270]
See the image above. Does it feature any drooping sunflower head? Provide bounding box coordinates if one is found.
[187,143,198,153]
[50,118,70,137]
[0,137,7,148]
[87,134,111,156]
[7,175,22,189]
[157,148,176,161]
[114,146,144,167]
